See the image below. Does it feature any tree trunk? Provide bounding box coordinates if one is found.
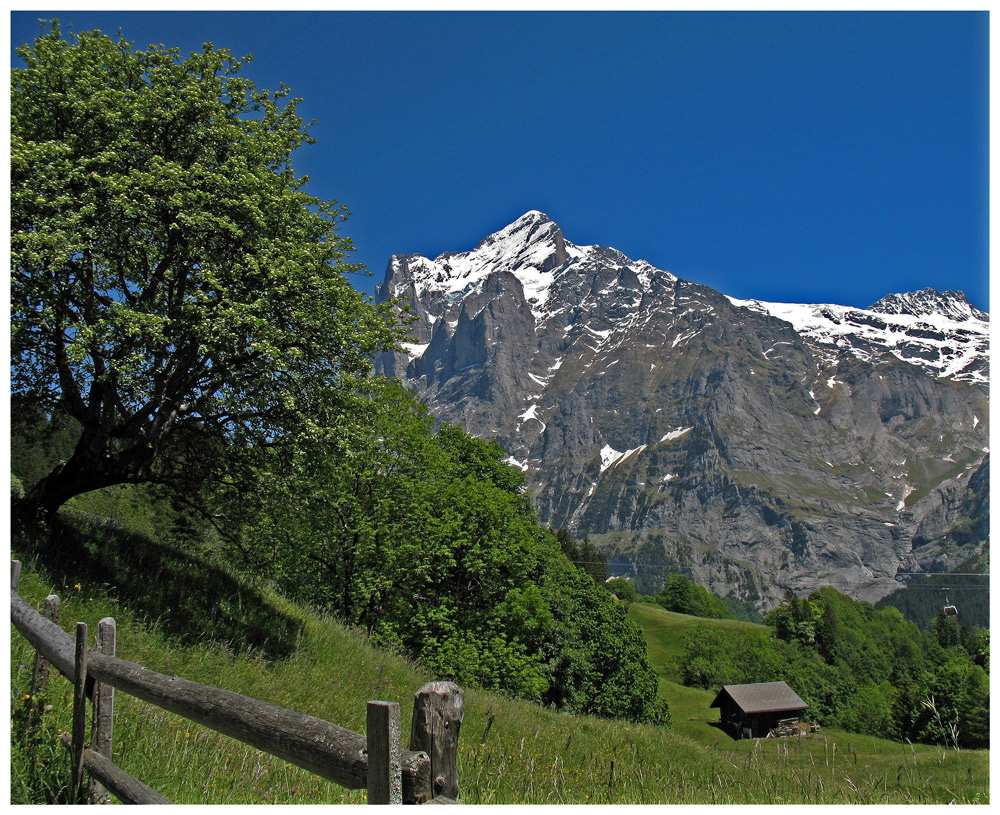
[25,424,154,515]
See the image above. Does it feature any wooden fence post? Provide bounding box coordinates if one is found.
[27,594,60,729]
[12,559,22,591]
[71,622,89,804]
[409,682,464,801]
[367,701,402,804]
[90,617,117,804]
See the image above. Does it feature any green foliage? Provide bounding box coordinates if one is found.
[917,658,990,749]
[10,397,81,492]
[656,574,733,619]
[781,657,855,724]
[930,610,963,648]
[554,528,609,583]
[679,625,783,689]
[764,590,819,645]
[606,577,637,602]
[12,500,300,658]
[875,552,990,631]
[12,400,221,549]
[11,625,73,804]
[535,550,667,723]
[11,21,403,512]
[837,682,896,740]
[720,595,764,623]
[228,381,663,722]
[972,628,989,669]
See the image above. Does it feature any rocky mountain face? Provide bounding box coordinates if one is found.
[376,211,989,611]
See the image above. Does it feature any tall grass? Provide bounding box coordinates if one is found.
[9,516,990,805]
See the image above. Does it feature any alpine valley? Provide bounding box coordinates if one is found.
[375,211,989,612]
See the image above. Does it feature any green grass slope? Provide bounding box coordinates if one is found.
[628,600,765,681]
[10,521,990,805]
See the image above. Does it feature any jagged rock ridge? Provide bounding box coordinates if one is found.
[376,212,989,611]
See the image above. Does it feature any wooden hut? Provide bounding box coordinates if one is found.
[710,681,809,739]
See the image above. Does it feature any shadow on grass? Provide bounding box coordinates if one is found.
[706,720,739,740]
[12,497,300,660]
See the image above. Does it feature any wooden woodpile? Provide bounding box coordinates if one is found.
[766,717,802,738]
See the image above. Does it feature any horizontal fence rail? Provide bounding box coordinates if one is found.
[10,562,464,804]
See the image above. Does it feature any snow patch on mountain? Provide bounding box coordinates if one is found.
[620,444,648,463]
[504,456,529,472]
[600,445,622,473]
[897,485,916,511]
[659,427,693,443]
[517,403,546,432]
[599,442,649,473]
[401,341,430,358]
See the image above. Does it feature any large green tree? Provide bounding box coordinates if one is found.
[11,22,402,514]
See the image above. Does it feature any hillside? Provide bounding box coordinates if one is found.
[10,520,989,805]
[628,601,766,683]
[376,211,989,611]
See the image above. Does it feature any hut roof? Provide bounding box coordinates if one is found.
[709,681,808,714]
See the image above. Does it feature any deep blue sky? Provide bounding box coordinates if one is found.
[11,10,989,311]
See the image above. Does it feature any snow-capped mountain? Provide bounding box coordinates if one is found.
[729,292,988,385]
[377,212,989,610]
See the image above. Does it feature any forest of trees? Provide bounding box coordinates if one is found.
[875,553,990,631]
[679,587,989,748]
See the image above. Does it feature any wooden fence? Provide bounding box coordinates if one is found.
[10,560,464,805]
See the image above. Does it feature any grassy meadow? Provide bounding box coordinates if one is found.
[9,526,990,805]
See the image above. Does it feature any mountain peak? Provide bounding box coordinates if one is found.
[382,212,675,322]
[514,209,551,224]
[470,209,563,256]
[380,211,588,320]
[868,288,988,323]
